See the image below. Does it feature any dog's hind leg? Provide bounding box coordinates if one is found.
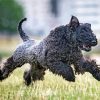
[23,63,46,86]
[0,56,25,81]
[23,68,32,86]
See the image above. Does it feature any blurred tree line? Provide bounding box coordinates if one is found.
[0,0,23,35]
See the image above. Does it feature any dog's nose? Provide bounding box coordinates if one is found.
[91,40,97,46]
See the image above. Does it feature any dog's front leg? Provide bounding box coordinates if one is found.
[73,57,86,74]
[74,57,100,81]
[47,61,75,82]
[82,59,100,81]
[0,56,25,81]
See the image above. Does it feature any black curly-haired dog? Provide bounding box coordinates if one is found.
[0,16,100,86]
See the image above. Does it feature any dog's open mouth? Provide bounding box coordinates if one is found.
[82,44,91,51]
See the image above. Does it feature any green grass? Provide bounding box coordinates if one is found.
[0,65,100,100]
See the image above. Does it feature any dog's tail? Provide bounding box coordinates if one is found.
[18,18,30,42]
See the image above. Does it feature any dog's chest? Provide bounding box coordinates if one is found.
[69,48,82,62]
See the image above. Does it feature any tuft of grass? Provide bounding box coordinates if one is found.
[0,66,100,100]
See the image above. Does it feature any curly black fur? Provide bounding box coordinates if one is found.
[0,16,99,86]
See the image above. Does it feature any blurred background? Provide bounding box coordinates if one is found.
[0,0,100,63]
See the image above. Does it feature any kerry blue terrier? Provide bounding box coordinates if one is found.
[0,16,100,86]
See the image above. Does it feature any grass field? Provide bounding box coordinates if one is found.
[0,66,100,100]
[0,38,100,100]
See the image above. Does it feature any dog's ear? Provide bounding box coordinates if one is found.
[69,16,79,28]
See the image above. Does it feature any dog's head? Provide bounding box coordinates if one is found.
[69,16,97,51]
